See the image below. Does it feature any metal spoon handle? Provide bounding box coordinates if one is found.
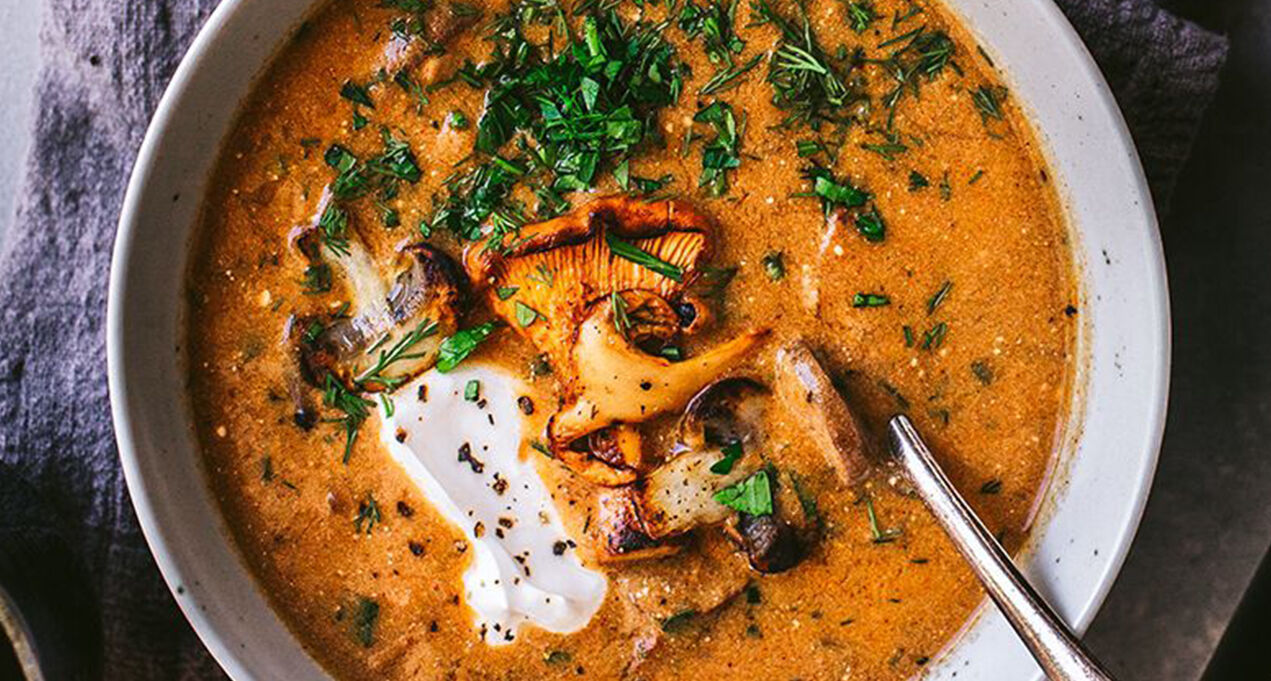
[886,415,1115,681]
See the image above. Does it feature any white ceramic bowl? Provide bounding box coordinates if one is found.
[108,0,1170,678]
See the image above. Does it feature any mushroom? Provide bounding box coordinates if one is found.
[772,339,876,486]
[550,299,769,444]
[291,196,466,391]
[592,378,815,573]
[465,196,768,483]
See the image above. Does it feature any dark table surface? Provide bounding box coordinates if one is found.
[1084,1,1271,679]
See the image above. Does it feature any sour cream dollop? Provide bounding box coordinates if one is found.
[380,364,607,644]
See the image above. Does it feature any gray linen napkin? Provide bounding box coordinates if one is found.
[0,0,1229,678]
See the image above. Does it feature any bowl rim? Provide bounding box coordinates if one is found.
[107,0,1171,677]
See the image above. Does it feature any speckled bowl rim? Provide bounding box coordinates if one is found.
[108,0,1169,678]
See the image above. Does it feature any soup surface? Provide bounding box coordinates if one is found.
[186,0,1078,678]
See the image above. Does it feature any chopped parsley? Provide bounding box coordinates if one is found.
[751,0,862,131]
[714,469,773,515]
[437,322,501,373]
[354,493,382,535]
[464,379,481,402]
[908,169,929,191]
[693,101,744,197]
[853,292,890,307]
[710,441,744,474]
[514,301,540,328]
[352,597,380,648]
[926,281,952,314]
[980,478,1003,495]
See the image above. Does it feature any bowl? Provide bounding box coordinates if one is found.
[107,0,1170,677]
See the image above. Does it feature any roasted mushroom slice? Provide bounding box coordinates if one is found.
[773,339,876,486]
[465,196,768,481]
[465,196,713,370]
[291,204,466,391]
[593,486,683,562]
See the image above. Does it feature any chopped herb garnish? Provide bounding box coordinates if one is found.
[302,264,333,294]
[865,494,902,543]
[544,650,573,665]
[340,80,375,108]
[352,597,380,648]
[969,169,985,184]
[260,455,274,483]
[921,322,948,350]
[855,207,886,242]
[762,251,786,281]
[861,136,908,161]
[710,441,744,474]
[355,319,441,391]
[464,379,481,402]
[496,286,520,300]
[938,171,952,201]
[847,1,878,33]
[751,0,861,131]
[972,84,1008,124]
[436,322,501,373]
[927,281,952,315]
[661,610,698,633]
[802,165,869,213]
[970,359,994,385]
[853,292,890,307]
[605,231,685,281]
[714,469,773,515]
[448,110,470,129]
[678,0,746,67]
[355,493,382,535]
[903,325,915,347]
[324,374,375,464]
[908,170,929,191]
[693,101,743,197]
[698,52,766,95]
[530,440,554,458]
[796,139,826,157]
[745,583,762,604]
[660,345,684,361]
[788,470,821,526]
[514,301,540,327]
[980,478,1003,494]
[611,291,632,338]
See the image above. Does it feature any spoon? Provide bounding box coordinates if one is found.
[886,415,1115,681]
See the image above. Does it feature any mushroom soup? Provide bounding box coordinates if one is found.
[186,0,1077,677]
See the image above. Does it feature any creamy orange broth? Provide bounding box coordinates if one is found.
[186,0,1077,678]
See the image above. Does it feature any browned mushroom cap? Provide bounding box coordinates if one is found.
[773,339,876,486]
[292,207,466,391]
[465,196,713,371]
[592,486,684,562]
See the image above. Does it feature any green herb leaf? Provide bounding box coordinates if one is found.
[908,170,929,191]
[980,478,1003,494]
[514,301,540,328]
[496,286,520,300]
[605,231,685,281]
[436,322,500,373]
[353,597,380,648]
[465,379,481,402]
[710,441,744,474]
[847,1,877,32]
[970,359,994,385]
[340,80,375,108]
[855,207,886,242]
[661,609,698,633]
[354,493,382,535]
[762,251,786,281]
[713,470,773,515]
[927,281,952,315]
[865,494,902,543]
[853,292,890,307]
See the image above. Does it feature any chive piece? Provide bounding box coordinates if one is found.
[921,322,948,350]
[464,380,481,402]
[714,470,773,515]
[980,478,1003,494]
[762,251,786,281]
[436,322,500,373]
[939,172,952,201]
[865,495,902,543]
[853,292,890,308]
[903,325,915,347]
[969,169,985,184]
[660,345,684,361]
[927,281,953,315]
[605,231,685,282]
[710,442,744,475]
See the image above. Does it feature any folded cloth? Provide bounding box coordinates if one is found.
[0,0,1229,678]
